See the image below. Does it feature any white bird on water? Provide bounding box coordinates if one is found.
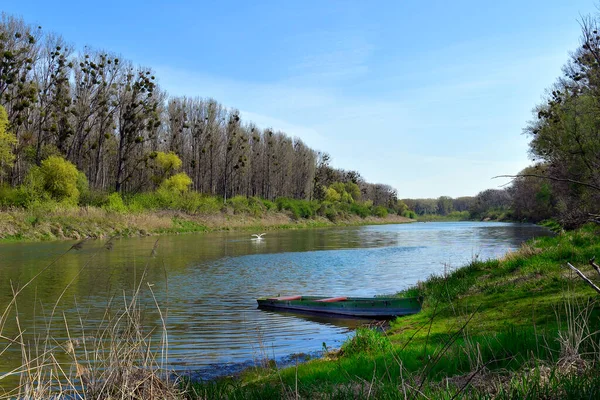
[251,233,266,240]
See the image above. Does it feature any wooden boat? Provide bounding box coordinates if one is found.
[256,295,421,318]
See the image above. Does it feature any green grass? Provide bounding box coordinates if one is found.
[183,224,600,399]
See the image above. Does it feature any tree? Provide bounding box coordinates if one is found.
[510,166,556,222]
[114,65,160,192]
[522,15,600,226]
[0,104,16,182]
[437,196,453,216]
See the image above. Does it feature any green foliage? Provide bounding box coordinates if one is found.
[0,185,29,208]
[159,172,192,194]
[341,328,392,356]
[437,196,453,215]
[276,197,319,220]
[104,192,127,213]
[349,202,370,218]
[0,105,17,179]
[325,182,361,204]
[373,205,388,218]
[227,195,251,214]
[125,192,162,212]
[184,193,223,214]
[154,151,182,172]
[402,209,417,219]
[261,199,276,211]
[26,156,83,204]
[76,171,89,199]
[324,187,341,202]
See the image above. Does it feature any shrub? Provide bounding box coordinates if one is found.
[177,192,223,214]
[324,187,341,202]
[276,198,318,220]
[373,206,388,218]
[0,184,29,208]
[402,210,417,219]
[104,192,128,213]
[247,196,265,216]
[227,195,250,214]
[160,172,192,194]
[26,156,83,204]
[350,203,370,218]
[261,199,275,211]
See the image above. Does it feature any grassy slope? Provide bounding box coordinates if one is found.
[0,206,413,242]
[187,225,600,399]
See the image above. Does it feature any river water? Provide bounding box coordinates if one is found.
[0,221,551,384]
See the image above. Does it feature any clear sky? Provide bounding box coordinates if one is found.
[2,1,597,198]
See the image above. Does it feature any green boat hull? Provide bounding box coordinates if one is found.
[256,296,421,318]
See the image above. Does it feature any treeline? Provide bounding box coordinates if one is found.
[402,189,513,221]
[0,13,399,211]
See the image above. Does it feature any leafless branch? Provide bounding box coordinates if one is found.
[566,262,600,295]
[590,257,600,278]
[493,174,600,192]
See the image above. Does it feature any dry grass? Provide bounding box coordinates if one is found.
[0,206,412,242]
[0,239,179,399]
[499,242,543,262]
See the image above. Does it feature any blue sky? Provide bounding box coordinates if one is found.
[2,1,597,197]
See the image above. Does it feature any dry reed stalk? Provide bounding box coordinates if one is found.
[0,238,179,400]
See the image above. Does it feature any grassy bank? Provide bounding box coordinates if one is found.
[185,224,600,399]
[0,205,413,242]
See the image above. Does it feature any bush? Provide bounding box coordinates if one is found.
[350,203,371,218]
[402,210,417,219]
[0,184,29,208]
[160,172,192,194]
[26,156,83,204]
[227,195,250,214]
[247,196,265,216]
[104,192,128,213]
[261,199,275,211]
[276,198,318,220]
[184,193,222,214]
[125,192,162,212]
[373,206,388,218]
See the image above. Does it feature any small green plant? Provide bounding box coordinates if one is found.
[341,328,392,356]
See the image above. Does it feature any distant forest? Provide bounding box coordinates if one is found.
[0,13,398,209]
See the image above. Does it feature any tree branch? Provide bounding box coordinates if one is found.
[590,257,600,278]
[493,174,600,192]
[566,262,600,295]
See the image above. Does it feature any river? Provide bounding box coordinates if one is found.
[0,221,551,385]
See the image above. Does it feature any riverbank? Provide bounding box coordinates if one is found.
[0,206,413,242]
[186,224,600,398]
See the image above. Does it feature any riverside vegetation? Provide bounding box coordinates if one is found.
[0,162,412,242]
[0,12,409,244]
